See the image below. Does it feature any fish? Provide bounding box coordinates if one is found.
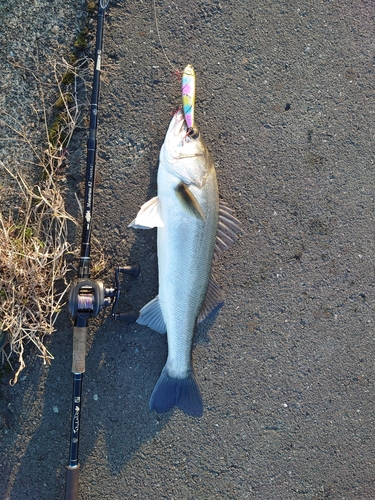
[181,64,195,130]
[129,109,241,417]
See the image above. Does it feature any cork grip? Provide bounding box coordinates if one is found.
[65,464,80,500]
[72,326,88,373]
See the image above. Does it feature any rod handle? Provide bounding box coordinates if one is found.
[65,464,80,500]
[72,326,88,373]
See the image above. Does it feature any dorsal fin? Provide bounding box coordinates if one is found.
[198,276,223,323]
[198,201,242,323]
[213,200,242,263]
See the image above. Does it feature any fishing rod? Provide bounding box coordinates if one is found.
[65,1,139,498]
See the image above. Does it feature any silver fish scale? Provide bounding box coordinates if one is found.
[157,154,219,379]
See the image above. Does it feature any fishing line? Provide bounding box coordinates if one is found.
[152,0,179,73]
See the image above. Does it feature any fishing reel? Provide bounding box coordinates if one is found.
[68,265,140,322]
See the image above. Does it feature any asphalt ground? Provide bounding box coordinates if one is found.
[1,0,375,498]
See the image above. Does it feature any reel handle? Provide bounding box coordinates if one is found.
[114,310,139,322]
[118,264,140,277]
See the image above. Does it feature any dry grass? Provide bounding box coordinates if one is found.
[0,162,73,383]
[0,58,89,383]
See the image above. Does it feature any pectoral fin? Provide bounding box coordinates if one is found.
[128,196,164,229]
[175,182,205,221]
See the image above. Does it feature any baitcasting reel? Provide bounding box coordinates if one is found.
[68,264,140,322]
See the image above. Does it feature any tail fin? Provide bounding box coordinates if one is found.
[149,365,203,417]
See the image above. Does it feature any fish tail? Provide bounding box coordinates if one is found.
[149,365,203,417]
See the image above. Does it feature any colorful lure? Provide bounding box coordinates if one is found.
[181,64,196,129]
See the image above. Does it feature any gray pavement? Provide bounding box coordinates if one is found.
[1,1,375,498]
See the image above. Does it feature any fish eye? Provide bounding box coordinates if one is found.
[187,127,199,139]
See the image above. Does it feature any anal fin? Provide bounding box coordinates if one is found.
[137,295,166,334]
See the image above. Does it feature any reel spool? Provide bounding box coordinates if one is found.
[68,264,140,322]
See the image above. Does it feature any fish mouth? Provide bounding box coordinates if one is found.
[172,109,187,136]
[171,110,199,141]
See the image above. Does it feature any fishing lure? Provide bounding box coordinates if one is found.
[181,64,196,130]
